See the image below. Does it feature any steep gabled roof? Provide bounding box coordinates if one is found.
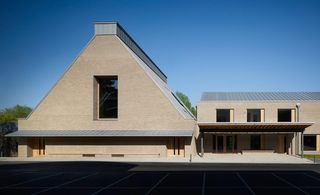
[119,37,195,119]
[96,22,194,120]
[25,22,195,121]
[201,92,320,101]
[95,22,167,82]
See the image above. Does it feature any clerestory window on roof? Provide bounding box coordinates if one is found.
[95,76,118,119]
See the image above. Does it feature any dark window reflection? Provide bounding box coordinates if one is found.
[97,76,118,118]
[247,109,261,122]
[304,135,316,151]
[278,109,291,122]
[217,109,230,122]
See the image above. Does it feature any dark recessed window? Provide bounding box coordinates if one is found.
[304,135,316,151]
[278,109,292,122]
[217,109,230,122]
[96,76,118,119]
[247,109,261,122]
[250,135,261,150]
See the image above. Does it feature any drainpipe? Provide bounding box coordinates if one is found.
[296,103,300,122]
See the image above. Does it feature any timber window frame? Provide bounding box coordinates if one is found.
[278,109,295,122]
[247,109,262,122]
[94,76,118,119]
[216,109,234,122]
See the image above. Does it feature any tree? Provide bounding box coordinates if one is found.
[0,105,32,157]
[175,91,197,117]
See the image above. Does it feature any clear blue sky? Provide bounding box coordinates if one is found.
[1,0,320,109]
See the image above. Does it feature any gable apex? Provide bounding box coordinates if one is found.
[94,22,167,83]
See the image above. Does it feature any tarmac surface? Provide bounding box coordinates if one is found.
[0,161,320,195]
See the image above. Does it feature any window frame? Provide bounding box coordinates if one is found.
[277,109,292,122]
[94,75,118,120]
[247,109,262,122]
[216,109,231,122]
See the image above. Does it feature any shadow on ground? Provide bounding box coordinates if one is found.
[0,161,138,173]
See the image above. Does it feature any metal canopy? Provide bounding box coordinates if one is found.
[5,130,193,137]
[198,122,313,133]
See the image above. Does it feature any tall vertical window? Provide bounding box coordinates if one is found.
[278,109,292,122]
[216,109,230,122]
[247,109,261,122]
[96,76,118,119]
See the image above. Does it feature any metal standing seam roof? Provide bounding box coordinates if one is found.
[95,22,195,120]
[201,92,320,101]
[118,37,195,120]
[94,22,167,83]
[5,130,193,137]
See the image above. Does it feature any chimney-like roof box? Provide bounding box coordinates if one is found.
[94,22,167,82]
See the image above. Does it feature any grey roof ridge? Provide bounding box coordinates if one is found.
[115,23,167,81]
[117,36,195,120]
[94,22,167,82]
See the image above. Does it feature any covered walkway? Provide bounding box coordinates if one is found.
[198,122,313,157]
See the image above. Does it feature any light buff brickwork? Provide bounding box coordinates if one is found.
[19,35,195,131]
[197,101,320,155]
[45,137,165,157]
[197,101,320,134]
[17,35,195,158]
[17,138,32,157]
[317,135,320,152]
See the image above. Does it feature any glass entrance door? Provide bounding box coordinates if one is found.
[217,136,224,152]
[226,136,236,152]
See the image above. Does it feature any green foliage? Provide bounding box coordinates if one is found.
[175,91,197,117]
[0,105,32,123]
[304,154,320,158]
[0,105,32,157]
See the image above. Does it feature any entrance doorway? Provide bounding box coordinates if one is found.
[217,136,224,152]
[250,135,261,150]
[212,135,237,153]
[167,137,185,157]
[226,135,237,152]
[31,138,45,156]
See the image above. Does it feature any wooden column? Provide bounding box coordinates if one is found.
[317,135,320,153]
[200,132,204,157]
[230,109,234,122]
[291,109,296,122]
[301,132,304,157]
[260,109,265,122]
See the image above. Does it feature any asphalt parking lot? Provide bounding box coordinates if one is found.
[0,162,320,195]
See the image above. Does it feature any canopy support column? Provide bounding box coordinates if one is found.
[301,131,304,158]
[200,132,204,157]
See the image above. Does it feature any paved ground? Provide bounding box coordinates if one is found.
[0,161,320,195]
[194,153,313,164]
[0,153,314,164]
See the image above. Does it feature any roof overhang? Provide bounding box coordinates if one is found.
[5,130,193,138]
[198,122,313,133]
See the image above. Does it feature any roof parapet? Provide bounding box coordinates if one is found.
[94,22,167,83]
